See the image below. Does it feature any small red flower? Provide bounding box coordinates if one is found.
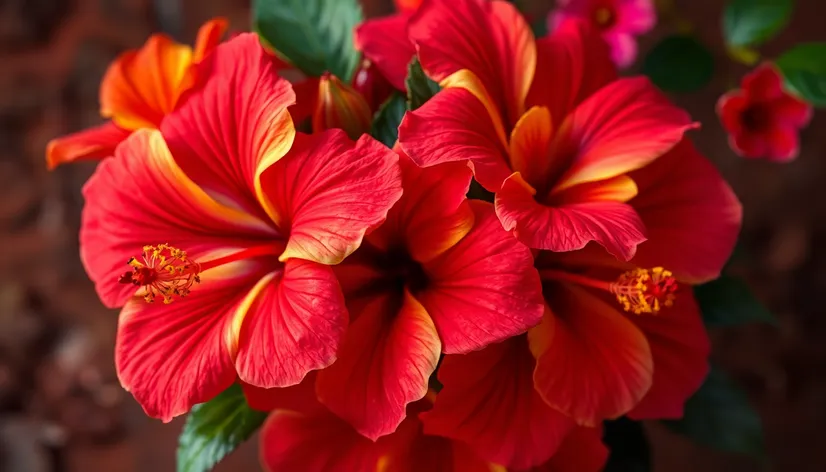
[79,34,403,421]
[46,18,228,169]
[718,63,813,162]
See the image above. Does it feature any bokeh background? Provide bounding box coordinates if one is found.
[0,0,823,470]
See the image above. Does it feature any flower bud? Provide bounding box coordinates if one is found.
[352,59,395,111]
[313,73,373,140]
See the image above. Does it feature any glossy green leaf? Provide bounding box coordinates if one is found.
[664,366,765,457]
[177,384,268,472]
[406,58,440,111]
[776,43,826,107]
[371,93,407,148]
[694,275,776,326]
[643,36,714,93]
[253,0,362,81]
[603,418,651,472]
[724,0,793,48]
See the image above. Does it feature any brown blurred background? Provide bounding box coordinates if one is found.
[0,0,824,470]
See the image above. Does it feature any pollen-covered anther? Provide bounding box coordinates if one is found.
[118,244,201,304]
[610,267,677,315]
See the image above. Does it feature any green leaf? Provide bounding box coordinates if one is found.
[643,35,714,93]
[371,93,407,148]
[664,366,765,457]
[253,0,362,81]
[694,275,776,327]
[603,418,651,472]
[724,0,793,48]
[776,42,826,107]
[406,58,441,111]
[177,384,268,472]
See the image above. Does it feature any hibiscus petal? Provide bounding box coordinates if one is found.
[527,19,617,124]
[234,259,347,388]
[509,106,554,189]
[743,64,784,101]
[242,372,324,414]
[716,91,749,134]
[260,131,402,265]
[192,18,229,62]
[419,200,544,353]
[80,129,275,308]
[627,293,710,420]
[529,285,654,425]
[604,31,638,69]
[46,121,131,169]
[116,261,265,421]
[100,34,193,130]
[528,426,608,472]
[408,0,536,126]
[316,291,441,440]
[260,408,379,472]
[550,77,697,194]
[161,33,296,222]
[355,14,416,91]
[496,173,647,260]
[629,140,742,283]
[422,337,576,469]
[731,131,767,158]
[368,157,474,263]
[398,86,511,191]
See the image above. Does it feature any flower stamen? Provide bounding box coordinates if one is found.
[118,244,201,304]
[610,267,677,315]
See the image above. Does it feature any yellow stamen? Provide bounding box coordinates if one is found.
[610,267,677,315]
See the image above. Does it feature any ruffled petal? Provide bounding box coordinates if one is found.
[160,33,297,222]
[260,408,379,472]
[100,34,194,130]
[496,173,647,260]
[192,18,229,62]
[115,261,267,421]
[527,19,616,124]
[419,201,544,353]
[408,0,536,126]
[629,140,742,283]
[627,293,710,420]
[530,285,654,425]
[368,157,474,263]
[234,259,347,388]
[355,14,416,91]
[527,426,608,472]
[46,121,131,169]
[550,77,697,193]
[260,131,402,265]
[398,86,511,191]
[80,129,275,308]
[316,291,441,440]
[422,337,576,469]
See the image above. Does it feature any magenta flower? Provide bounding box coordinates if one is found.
[548,0,656,68]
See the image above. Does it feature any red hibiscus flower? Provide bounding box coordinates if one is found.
[46,18,227,169]
[718,63,813,162]
[398,0,701,261]
[312,153,544,440]
[255,374,604,471]
[354,0,421,92]
[78,34,403,421]
[395,0,742,426]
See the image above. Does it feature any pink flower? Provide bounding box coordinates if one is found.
[717,63,813,162]
[548,0,656,68]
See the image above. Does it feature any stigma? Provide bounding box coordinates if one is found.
[610,267,677,315]
[118,244,201,304]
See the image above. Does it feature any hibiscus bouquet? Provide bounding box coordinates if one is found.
[45,0,823,470]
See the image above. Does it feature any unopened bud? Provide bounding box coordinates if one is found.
[313,73,373,140]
